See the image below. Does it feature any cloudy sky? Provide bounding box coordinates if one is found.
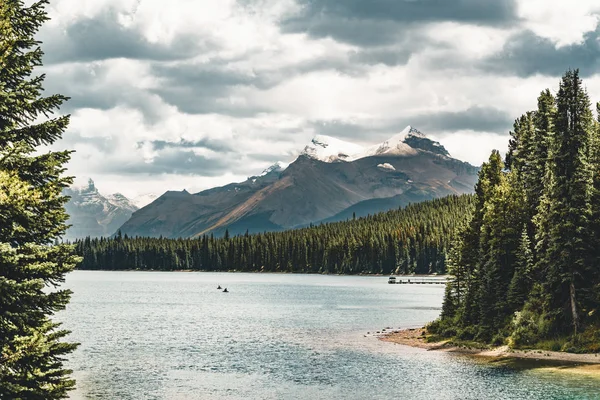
[39,0,600,197]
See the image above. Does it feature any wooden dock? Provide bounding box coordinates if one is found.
[388,276,447,285]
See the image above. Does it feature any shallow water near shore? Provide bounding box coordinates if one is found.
[58,271,600,399]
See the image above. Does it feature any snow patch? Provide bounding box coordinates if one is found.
[362,126,417,158]
[377,163,396,171]
[301,135,364,163]
[106,193,138,212]
[260,161,288,176]
[302,126,419,163]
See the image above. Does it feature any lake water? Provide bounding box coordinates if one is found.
[58,271,600,399]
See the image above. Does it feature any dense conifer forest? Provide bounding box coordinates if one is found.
[430,70,600,353]
[74,194,474,275]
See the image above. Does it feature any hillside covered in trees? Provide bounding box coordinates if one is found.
[75,194,474,275]
[430,70,600,353]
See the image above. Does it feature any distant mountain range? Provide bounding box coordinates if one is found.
[62,179,156,240]
[115,126,480,239]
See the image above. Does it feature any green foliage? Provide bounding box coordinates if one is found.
[436,69,600,352]
[74,195,475,275]
[508,310,545,348]
[0,1,79,397]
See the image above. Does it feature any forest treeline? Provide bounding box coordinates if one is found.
[74,194,474,275]
[431,70,600,352]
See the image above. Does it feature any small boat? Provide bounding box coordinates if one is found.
[223,288,228,293]
[217,285,222,289]
[388,276,396,284]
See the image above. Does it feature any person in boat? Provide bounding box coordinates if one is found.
[217,285,222,289]
[223,288,228,293]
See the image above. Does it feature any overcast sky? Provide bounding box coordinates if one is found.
[39,0,600,197]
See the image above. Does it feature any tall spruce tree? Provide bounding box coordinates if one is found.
[591,103,600,316]
[507,227,534,310]
[0,1,79,398]
[456,150,504,330]
[537,69,594,336]
[477,170,525,339]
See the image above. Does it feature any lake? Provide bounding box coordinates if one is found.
[58,271,600,399]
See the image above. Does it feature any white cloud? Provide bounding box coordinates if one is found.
[434,131,509,167]
[516,0,600,47]
[34,0,600,198]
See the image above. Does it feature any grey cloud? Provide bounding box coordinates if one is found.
[153,63,257,89]
[482,25,600,77]
[348,46,413,66]
[150,62,269,115]
[143,138,235,153]
[150,58,365,115]
[102,149,232,176]
[308,106,513,141]
[308,120,384,140]
[283,57,367,78]
[411,106,513,133]
[246,153,290,163]
[42,64,168,124]
[39,9,213,64]
[284,18,410,47]
[281,0,516,46]
[61,131,116,153]
[152,86,268,116]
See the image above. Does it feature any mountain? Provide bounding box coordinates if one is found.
[117,126,479,238]
[301,128,417,162]
[63,179,139,240]
[131,193,159,208]
[403,127,450,157]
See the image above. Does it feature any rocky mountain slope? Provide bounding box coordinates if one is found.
[117,126,479,238]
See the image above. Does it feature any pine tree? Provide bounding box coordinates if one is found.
[457,150,503,330]
[0,1,79,398]
[441,228,467,320]
[590,103,600,317]
[537,69,594,336]
[507,227,534,310]
[477,169,524,339]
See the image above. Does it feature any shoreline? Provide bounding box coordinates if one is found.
[379,328,600,375]
[71,269,448,278]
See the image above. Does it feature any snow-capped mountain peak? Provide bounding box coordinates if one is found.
[106,193,138,212]
[364,126,417,157]
[70,177,97,193]
[260,161,288,176]
[300,125,452,163]
[301,135,365,163]
[63,179,142,240]
[405,126,426,138]
[402,125,450,157]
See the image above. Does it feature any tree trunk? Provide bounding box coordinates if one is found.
[570,280,579,335]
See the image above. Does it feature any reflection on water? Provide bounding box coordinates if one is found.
[58,271,600,399]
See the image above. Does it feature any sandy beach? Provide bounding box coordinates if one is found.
[379,328,600,375]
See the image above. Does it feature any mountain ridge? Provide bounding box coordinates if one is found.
[117,127,479,238]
